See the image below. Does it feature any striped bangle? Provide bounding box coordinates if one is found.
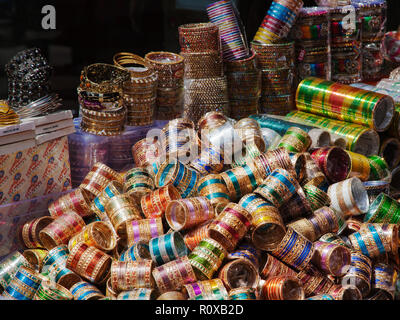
[70,281,105,300]
[149,232,189,266]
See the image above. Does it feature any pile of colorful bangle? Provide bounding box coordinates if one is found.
[291,7,331,82]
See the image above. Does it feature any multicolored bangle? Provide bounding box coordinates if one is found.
[21,216,54,249]
[183,279,229,300]
[0,252,32,291]
[117,288,157,300]
[48,188,93,218]
[141,185,182,219]
[312,241,351,277]
[229,287,257,300]
[262,275,305,300]
[110,260,155,292]
[2,266,41,300]
[70,281,105,300]
[364,193,400,224]
[126,218,164,247]
[197,174,230,213]
[34,280,73,300]
[183,222,212,252]
[119,242,151,263]
[149,232,189,266]
[311,147,351,183]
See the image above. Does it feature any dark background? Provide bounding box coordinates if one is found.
[0,0,399,114]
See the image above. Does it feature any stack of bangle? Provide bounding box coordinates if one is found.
[261,275,305,300]
[308,206,340,238]
[229,287,257,300]
[251,40,295,69]
[278,185,313,223]
[48,188,92,218]
[80,163,122,198]
[346,151,371,182]
[119,242,151,263]
[22,249,48,271]
[373,263,396,299]
[342,250,372,298]
[124,167,155,206]
[149,232,189,266]
[234,118,266,152]
[179,23,221,54]
[303,184,331,211]
[152,256,197,293]
[34,280,74,300]
[156,160,199,199]
[42,245,81,290]
[13,94,62,119]
[188,238,227,280]
[227,244,261,269]
[165,197,214,231]
[312,241,352,277]
[251,205,286,251]
[105,195,142,237]
[0,252,32,292]
[296,264,335,298]
[141,185,181,219]
[328,177,369,217]
[68,221,117,253]
[197,174,230,212]
[260,254,297,279]
[287,217,317,242]
[1,266,42,300]
[319,233,351,248]
[181,51,224,79]
[117,288,157,300]
[253,148,296,180]
[238,193,273,213]
[368,156,391,181]
[145,52,184,120]
[91,181,124,223]
[271,227,314,271]
[190,147,224,175]
[218,259,259,291]
[255,168,299,208]
[183,222,212,252]
[66,242,112,284]
[21,216,54,249]
[39,211,86,250]
[132,138,164,169]
[126,218,164,246]
[183,279,229,300]
[364,193,400,224]
[110,260,155,291]
[70,281,105,300]
[299,152,328,187]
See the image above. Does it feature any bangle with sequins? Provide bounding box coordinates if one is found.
[209,203,252,252]
[229,287,257,300]
[21,216,54,249]
[183,279,229,301]
[218,259,259,291]
[262,276,305,300]
[0,252,32,291]
[312,241,351,277]
[141,185,181,219]
[66,242,112,284]
[68,221,117,253]
[188,237,227,281]
[165,197,214,231]
[111,260,155,292]
[126,218,164,247]
[149,232,189,266]
[70,281,105,300]
[39,211,86,250]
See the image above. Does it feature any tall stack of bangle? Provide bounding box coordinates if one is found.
[208,203,252,251]
[22,249,48,272]
[119,242,151,262]
[220,164,264,202]
[179,23,221,53]
[251,41,295,69]
[1,266,41,300]
[181,51,224,79]
[165,197,214,231]
[141,185,182,219]
[342,250,372,298]
[183,279,229,300]
[0,252,32,292]
[149,232,189,266]
[364,193,400,224]
[126,218,164,246]
[155,160,199,199]
[277,127,312,153]
[34,280,73,300]
[346,151,372,181]
[70,281,105,300]
[183,222,212,251]
[279,186,313,223]
[188,238,227,280]
[312,241,351,277]
[68,221,117,253]
[124,167,155,206]
[349,223,398,258]
[218,259,259,291]
[327,177,369,217]
[80,163,122,198]
[42,245,81,290]
[255,168,298,208]
[229,287,257,300]
[144,52,184,120]
[39,211,86,250]
[197,174,230,212]
[303,185,330,211]
[260,253,297,279]
[110,260,155,291]
[262,276,305,300]
[152,256,197,293]
[373,263,396,299]
[328,284,363,301]
[190,147,224,175]
[117,288,156,300]
[308,206,340,239]
[105,195,142,237]
[271,227,314,271]
[66,242,112,284]
[21,216,54,249]
[311,147,351,183]
[368,156,391,181]
[251,206,286,251]
[48,188,92,218]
